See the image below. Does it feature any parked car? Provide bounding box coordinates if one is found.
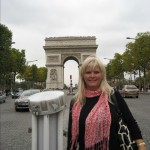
[0,92,6,103]
[119,85,139,98]
[42,88,51,92]
[14,89,40,111]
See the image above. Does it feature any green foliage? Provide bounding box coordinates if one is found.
[106,53,124,82]
[0,23,47,89]
[0,24,12,51]
[18,65,47,89]
[0,24,26,89]
[0,24,13,75]
[106,31,150,90]
[10,48,26,73]
[37,67,48,82]
[134,32,150,71]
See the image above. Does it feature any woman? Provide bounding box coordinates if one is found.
[67,56,146,150]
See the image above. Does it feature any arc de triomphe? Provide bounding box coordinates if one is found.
[43,36,98,89]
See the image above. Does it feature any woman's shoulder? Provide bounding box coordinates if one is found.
[110,89,124,104]
[112,89,122,98]
[69,97,76,108]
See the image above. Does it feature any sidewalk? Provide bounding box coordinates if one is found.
[140,91,150,94]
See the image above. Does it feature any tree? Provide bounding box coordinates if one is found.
[21,65,47,89]
[134,32,150,73]
[0,24,12,74]
[37,67,47,82]
[37,67,47,88]
[0,24,13,89]
[0,24,12,51]
[122,43,139,82]
[10,48,26,73]
[105,53,124,87]
[106,62,113,81]
[0,24,13,74]
[125,32,150,90]
[110,53,124,79]
[9,48,26,89]
[135,32,150,91]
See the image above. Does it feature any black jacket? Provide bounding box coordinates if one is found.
[67,91,142,150]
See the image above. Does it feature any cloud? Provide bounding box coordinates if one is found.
[1,0,150,85]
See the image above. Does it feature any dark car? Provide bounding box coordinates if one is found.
[14,89,40,111]
[119,85,139,98]
[11,89,23,99]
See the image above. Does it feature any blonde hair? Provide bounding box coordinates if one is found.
[75,55,113,104]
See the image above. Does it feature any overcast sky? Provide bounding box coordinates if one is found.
[1,0,150,85]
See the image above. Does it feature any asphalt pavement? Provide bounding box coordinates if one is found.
[0,92,149,150]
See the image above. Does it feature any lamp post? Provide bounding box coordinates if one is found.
[0,42,15,51]
[26,60,38,65]
[104,58,113,60]
[126,37,136,40]
[104,58,113,64]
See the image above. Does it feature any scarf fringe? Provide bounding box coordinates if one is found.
[85,139,108,150]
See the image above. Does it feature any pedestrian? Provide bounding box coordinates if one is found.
[67,55,146,150]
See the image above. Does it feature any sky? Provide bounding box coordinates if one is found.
[1,0,150,86]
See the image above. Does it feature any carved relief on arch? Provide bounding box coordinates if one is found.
[50,69,57,81]
[47,55,59,63]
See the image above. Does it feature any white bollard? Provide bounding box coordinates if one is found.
[43,115,49,150]
[28,91,65,150]
[32,115,38,150]
[57,110,64,149]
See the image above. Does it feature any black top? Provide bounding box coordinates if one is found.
[67,91,142,150]
[79,96,100,149]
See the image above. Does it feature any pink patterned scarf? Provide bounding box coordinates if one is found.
[71,89,111,150]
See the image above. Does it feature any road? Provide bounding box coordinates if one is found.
[124,94,150,149]
[0,92,149,150]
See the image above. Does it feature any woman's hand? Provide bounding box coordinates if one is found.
[136,139,146,150]
[138,145,146,150]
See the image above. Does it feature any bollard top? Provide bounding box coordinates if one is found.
[28,90,65,115]
[29,90,64,102]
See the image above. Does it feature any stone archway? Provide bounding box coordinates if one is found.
[43,36,98,89]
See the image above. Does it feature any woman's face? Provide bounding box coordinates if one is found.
[83,66,103,91]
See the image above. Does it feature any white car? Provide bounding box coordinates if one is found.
[0,91,6,103]
[14,89,40,111]
[120,85,139,98]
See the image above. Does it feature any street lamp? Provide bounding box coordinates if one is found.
[104,58,113,64]
[0,41,15,51]
[126,37,136,40]
[26,59,38,65]
[104,58,113,60]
